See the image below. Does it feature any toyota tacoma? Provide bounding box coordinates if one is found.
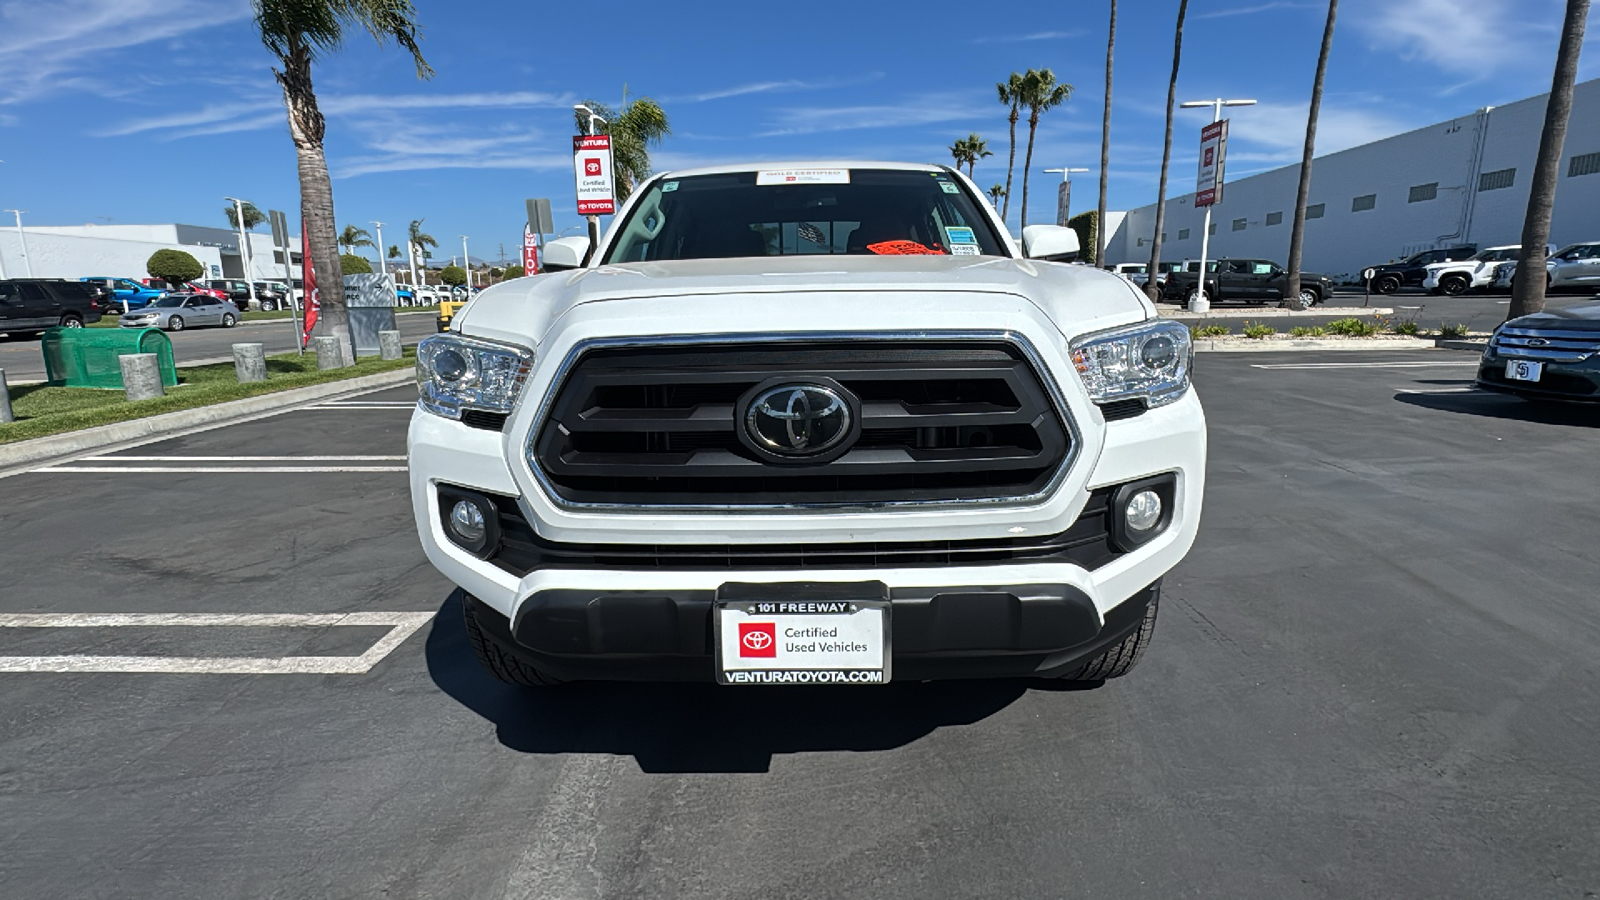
[408,162,1206,686]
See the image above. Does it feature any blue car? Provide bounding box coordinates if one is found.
[81,277,165,310]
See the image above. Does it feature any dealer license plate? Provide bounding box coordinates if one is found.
[714,600,890,685]
[1505,360,1543,382]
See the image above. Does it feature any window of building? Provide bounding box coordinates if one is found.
[1208,222,1217,236]
[1265,211,1283,226]
[1231,218,1247,232]
[1178,228,1190,240]
[1306,203,1325,219]
[1352,194,1377,212]
[1569,151,1600,178]
[1478,168,1516,191]
[1408,183,1438,203]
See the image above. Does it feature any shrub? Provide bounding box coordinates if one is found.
[1325,317,1379,337]
[1068,210,1098,263]
[501,265,525,280]
[1191,324,1230,338]
[1288,326,1327,338]
[439,265,467,287]
[1437,322,1471,338]
[1389,319,1421,336]
[1242,321,1276,339]
[340,253,372,274]
[145,249,203,286]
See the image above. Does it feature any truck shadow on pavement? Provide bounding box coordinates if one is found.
[1395,391,1600,427]
[424,591,1076,773]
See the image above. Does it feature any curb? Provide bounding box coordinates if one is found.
[1194,338,1438,353]
[1160,306,1393,320]
[0,368,414,470]
[1435,339,1488,351]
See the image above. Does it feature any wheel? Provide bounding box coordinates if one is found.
[462,594,564,687]
[259,300,277,312]
[1291,288,1319,310]
[1440,274,1471,296]
[1374,274,1401,294]
[221,313,237,328]
[1060,589,1159,681]
[167,315,184,332]
[59,315,84,328]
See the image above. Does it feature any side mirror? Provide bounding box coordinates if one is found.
[542,236,591,272]
[1021,224,1080,261]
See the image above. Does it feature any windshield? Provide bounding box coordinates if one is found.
[601,168,1008,264]
[151,297,186,308]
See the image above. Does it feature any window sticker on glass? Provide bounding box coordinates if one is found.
[755,168,851,185]
[939,181,960,194]
[944,226,977,245]
[868,240,947,256]
[950,245,981,256]
[662,181,679,192]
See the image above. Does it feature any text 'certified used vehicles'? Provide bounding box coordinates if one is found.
[409,162,1206,688]
[1477,300,1600,403]
[119,293,241,331]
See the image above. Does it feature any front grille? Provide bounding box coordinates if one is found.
[1493,327,1600,364]
[488,489,1120,573]
[528,340,1072,506]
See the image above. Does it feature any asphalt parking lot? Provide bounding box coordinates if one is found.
[1178,287,1597,333]
[2,349,1598,898]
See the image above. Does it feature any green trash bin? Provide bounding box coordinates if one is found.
[42,327,178,389]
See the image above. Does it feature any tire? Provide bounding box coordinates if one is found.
[259,300,277,312]
[462,595,564,687]
[1060,590,1159,681]
[1375,274,1401,294]
[167,315,184,332]
[221,313,237,328]
[59,314,84,328]
[1290,287,1318,311]
[1440,274,1470,296]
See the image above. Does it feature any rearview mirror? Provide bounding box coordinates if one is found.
[542,236,591,272]
[1021,224,1080,261]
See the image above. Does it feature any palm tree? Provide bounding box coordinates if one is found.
[1018,69,1073,230]
[1145,0,1190,302]
[572,91,670,202]
[387,244,401,263]
[253,0,432,361]
[1096,0,1118,268]
[949,135,972,172]
[965,133,992,178]
[997,72,1025,221]
[338,224,374,255]
[224,201,266,231]
[988,184,1007,206]
[408,218,437,288]
[1509,0,1591,320]
[1285,0,1339,312]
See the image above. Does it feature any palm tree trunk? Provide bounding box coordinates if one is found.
[1509,0,1590,320]
[277,38,349,364]
[1096,0,1117,268]
[1145,0,1189,302]
[1286,0,1339,312]
[1002,108,1019,221]
[1021,113,1039,230]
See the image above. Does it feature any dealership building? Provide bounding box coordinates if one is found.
[1104,78,1600,282]
[0,223,300,284]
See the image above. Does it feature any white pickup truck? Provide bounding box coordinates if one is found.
[408,161,1206,687]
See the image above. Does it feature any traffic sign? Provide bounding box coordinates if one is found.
[1195,120,1229,208]
[573,136,615,216]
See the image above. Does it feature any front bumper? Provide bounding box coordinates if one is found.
[1476,352,1600,402]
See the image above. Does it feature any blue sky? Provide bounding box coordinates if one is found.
[0,0,1595,264]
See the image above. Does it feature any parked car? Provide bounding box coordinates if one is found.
[1422,245,1546,295]
[251,281,290,311]
[395,284,416,305]
[1108,262,1150,286]
[1160,257,1333,307]
[0,279,105,334]
[1477,299,1600,403]
[1363,245,1477,294]
[119,293,241,331]
[80,277,165,310]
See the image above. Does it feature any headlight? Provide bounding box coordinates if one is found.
[415,333,533,419]
[1069,320,1193,409]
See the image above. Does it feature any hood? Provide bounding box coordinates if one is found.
[1508,301,1600,330]
[456,255,1154,346]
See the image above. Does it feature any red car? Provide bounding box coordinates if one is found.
[143,278,228,300]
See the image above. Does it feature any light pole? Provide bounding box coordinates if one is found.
[224,197,259,311]
[1041,167,1090,229]
[0,162,7,279]
[573,103,608,266]
[4,210,32,277]
[1178,99,1256,310]
[460,235,470,290]
[372,220,386,277]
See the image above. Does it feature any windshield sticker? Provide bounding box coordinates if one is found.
[950,245,981,256]
[939,181,961,194]
[756,168,851,186]
[662,181,679,192]
[867,240,947,256]
[944,226,977,245]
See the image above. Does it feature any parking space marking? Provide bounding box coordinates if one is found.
[1395,387,1480,394]
[0,612,435,674]
[32,466,407,473]
[1250,361,1480,370]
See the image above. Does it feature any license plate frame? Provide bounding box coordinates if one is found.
[713,583,891,686]
[1505,359,1543,382]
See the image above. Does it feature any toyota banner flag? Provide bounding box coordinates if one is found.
[300,226,319,347]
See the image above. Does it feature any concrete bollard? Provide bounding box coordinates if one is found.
[233,343,268,383]
[1187,291,1211,315]
[0,368,13,424]
[120,353,165,401]
[310,336,344,370]
[378,330,403,361]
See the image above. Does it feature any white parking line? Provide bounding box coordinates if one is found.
[1251,361,1481,370]
[33,466,407,473]
[0,611,435,674]
[1395,387,1481,394]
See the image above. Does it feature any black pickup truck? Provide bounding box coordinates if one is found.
[1159,258,1334,307]
[1363,245,1477,294]
[0,279,106,335]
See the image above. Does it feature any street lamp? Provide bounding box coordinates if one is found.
[573,104,609,266]
[372,220,387,277]
[1041,167,1090,228]
[224,197,259,311]
[1177,99,1256,310]
[460,235,471,289]
[3,209,32,277]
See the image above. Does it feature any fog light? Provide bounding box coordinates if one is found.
[1125,490,1163,532]
[449,500,487,546]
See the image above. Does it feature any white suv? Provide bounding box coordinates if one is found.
[1422,245,1526,295]
[408,161,1206,687]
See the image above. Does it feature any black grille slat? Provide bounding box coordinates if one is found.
[531,341,1071,506]
[461,409,508,431]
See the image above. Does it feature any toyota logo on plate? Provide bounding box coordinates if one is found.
[741,381,857,461]
[743,630,772,650]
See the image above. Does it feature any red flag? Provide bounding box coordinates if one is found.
[523,224,540,275]
[300,226,319,347]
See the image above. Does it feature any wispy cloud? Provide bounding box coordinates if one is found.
[757,97,994,137]
[321,90,574,114]
[668,73,884,103]
[1196,1,1318,18]
[1349,0,1556,82]
[973,30,1084,43]
[1222,102,1413,161]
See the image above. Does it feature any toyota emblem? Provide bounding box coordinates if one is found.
[743,630,772,651]
[739,380,858,462]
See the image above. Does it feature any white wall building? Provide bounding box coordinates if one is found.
[0,222,301,283]
[1105,78,1600,282]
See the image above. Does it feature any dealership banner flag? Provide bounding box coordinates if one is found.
[300,227,319,347]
